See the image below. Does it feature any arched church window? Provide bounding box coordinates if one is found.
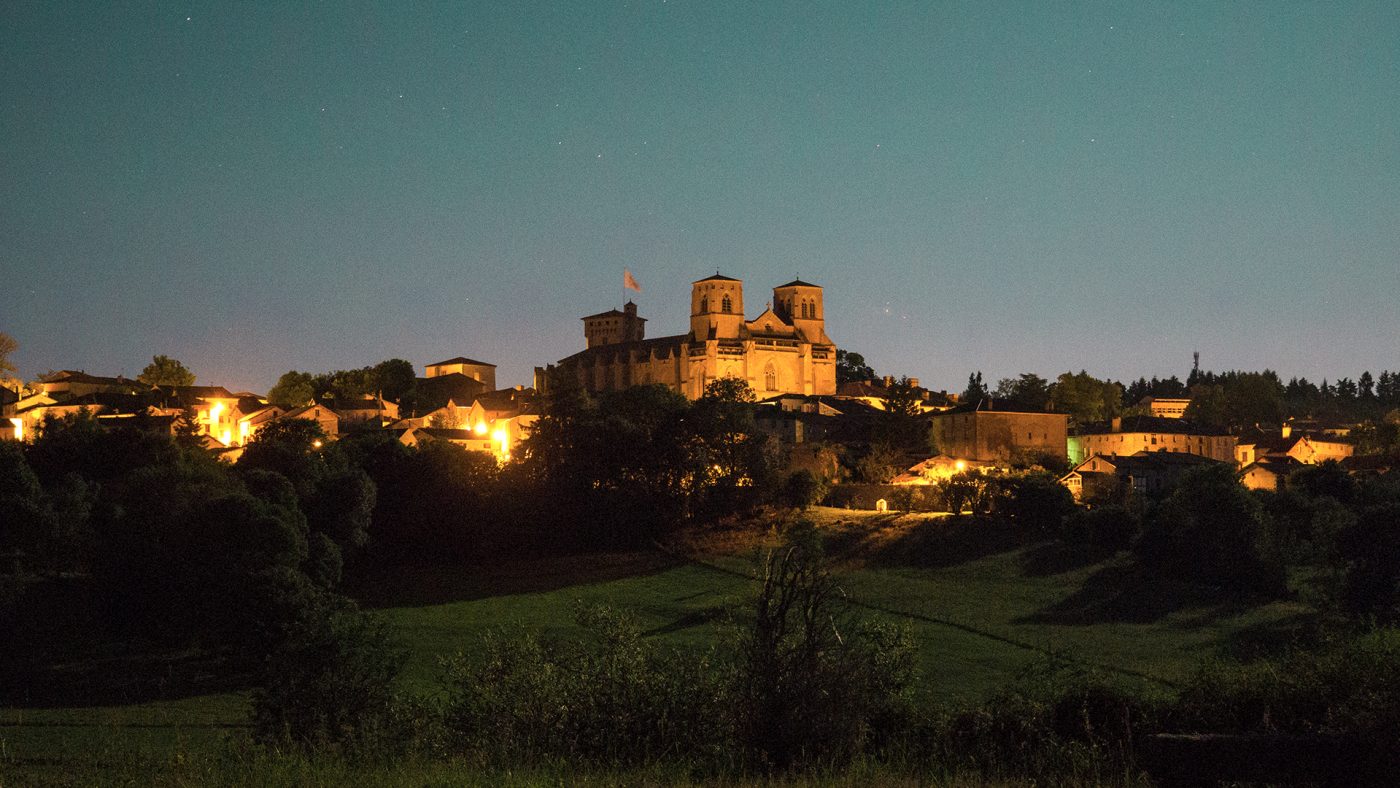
[722,294,732,313]
[764,363,777,391]
[700,296,708,313]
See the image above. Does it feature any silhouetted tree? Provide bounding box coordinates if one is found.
[835,349,875,384]
[137,355,195,386]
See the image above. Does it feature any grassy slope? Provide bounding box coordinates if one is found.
[1,507,1312,774]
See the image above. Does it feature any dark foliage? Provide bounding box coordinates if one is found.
[733,525,916,770]
[1136,464,1286,597]
[252,607,411,754]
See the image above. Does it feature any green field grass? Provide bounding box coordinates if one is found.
[2,507,1314,781]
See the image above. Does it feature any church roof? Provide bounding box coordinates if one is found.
[581,308,645,322]
[427,357,495,368]
[693,272,741,283]
[776,278,821,288]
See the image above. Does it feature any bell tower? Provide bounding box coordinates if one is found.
[772,278,827,344]
[690,273,745,340]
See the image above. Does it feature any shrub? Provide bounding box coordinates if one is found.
[251,607,410,755]
[1335,503,1400,622]
[1171,628,1400,780]
[732,525,916,770]
[995,472,1076,536]
[443,604,730,766]
[1136,464,1286,597]
[929,655,1164,783]
[781,469,825,511]
[1060,504,1140,552]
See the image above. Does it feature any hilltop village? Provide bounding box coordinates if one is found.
[3,271,1397,502]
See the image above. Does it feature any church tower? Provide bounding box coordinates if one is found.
[690,273,745,340]
[772,279,827,344]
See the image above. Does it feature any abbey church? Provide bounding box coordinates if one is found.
[549,273,837,399]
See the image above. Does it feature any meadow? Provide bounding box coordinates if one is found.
[0,507,1313,783]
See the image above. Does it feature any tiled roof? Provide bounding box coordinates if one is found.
[775,278,820,288]
[427,357,496,368]
[1075,415,1228,437]
[693,272,740,283]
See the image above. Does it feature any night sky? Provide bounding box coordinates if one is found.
[3,2,1398,394]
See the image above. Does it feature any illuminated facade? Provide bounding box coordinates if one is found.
[1068,415,1236,466]
[551,273,837,399]
[929,399,1069,463]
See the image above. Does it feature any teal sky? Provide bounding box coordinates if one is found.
[3,2,1398,393]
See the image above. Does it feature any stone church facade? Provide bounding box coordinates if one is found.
[548,273,837,399]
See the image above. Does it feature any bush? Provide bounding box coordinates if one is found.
[995,472,1076,536]
[733,525,916,770]
[444,603,730,766]
[252,607,410,755]
[1136,464,1286,597]
[1060,504,1140,552]
[1171,628,1400,780]
[1335,503,1400,622]
[781,470,825,511]
[929,655,1164,783]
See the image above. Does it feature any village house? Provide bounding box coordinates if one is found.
[1060,451,1224,500]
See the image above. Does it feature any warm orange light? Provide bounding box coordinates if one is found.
[239,422,250,444]
[220,428,232,446]
[9,418,21,442]
[312,439,323,449]
[954,460,967,472]
[474,421,488,435]
[208,403,224,425]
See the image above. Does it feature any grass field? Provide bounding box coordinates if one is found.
[1,507,1314,781]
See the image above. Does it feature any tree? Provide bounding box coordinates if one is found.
[268,371,316,409]
[835,349,875,384]
[962,371,988,403]
[0,331,17,376]
[735,526,915,769]
[1137,464,1285,596]
[137,355,195,387]
[854,442,904,484]
[1050,371,1122,426]
[994,373,1051,411]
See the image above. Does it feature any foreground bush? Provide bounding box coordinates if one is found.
[734,525,916,770]
[924,656,1164,784]
[251,607,414,755]
[444,604,730,767]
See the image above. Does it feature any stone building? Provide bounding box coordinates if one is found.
[1068,415,1236,465]
[928,398,1069,463]
[547,273,837,399]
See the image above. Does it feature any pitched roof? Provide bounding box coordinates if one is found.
[1074,415,1229,437]
[282,404,339,420]
[937,397,1065,417]
[417,427,481,441]
[775,278,820,288]
[427,357,496,368]
[580,308,647,322]
[693,272,740,283]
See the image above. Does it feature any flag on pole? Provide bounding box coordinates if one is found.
[623,268,641,292]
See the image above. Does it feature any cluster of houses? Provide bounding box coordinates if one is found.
[3,359,1384,499]
[2,269,1386,497]
[0,357,538,464]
